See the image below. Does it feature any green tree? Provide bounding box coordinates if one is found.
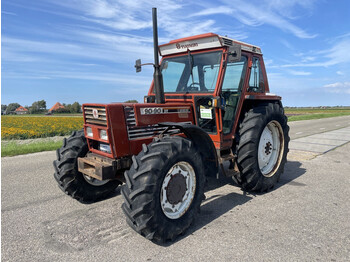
[70,102,81,113]
[38,100,46,110]
[5,103,20,114]
[55,107,70,113]
[64,103,72,113]
[30,100,47,114]
[124,100,138,103]
[1,104,7,113]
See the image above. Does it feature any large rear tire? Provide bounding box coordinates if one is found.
[121,136,205,243]
[233,103,289,192]
[53,130,121,202]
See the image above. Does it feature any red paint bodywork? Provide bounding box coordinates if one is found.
[82,34,281,160]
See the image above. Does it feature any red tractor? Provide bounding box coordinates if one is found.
[53,8,289,243]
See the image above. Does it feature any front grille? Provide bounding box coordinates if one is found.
[84,106,107,126]
[124,107,167,140]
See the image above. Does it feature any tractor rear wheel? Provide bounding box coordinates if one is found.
[53,130,120,202]
[233,103,289,192]
[121,136,205,243]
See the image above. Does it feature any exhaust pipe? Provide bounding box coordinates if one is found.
[152,7,165,104]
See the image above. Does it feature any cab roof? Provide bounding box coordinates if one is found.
[159,33,262,56]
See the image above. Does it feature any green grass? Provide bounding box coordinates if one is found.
[285,108,350,121]
[1,140,63,157]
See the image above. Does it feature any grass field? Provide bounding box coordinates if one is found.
[285,107,350,121]
[2,140,63,157]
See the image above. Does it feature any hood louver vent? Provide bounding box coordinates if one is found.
[84,106,107,126]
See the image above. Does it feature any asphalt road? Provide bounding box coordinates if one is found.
[288,115,350,140]
[2,116,350,261]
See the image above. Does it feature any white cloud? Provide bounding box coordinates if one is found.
[266,0,316,19]
[336,71,344,75]
[323,82,350,94]
[200,0,318,39]
[48,0,219,38]
[301,56,316,62]
[280,39,295,50]
[281,37,350,68]
[190,6,234,17]
[2,33,154,64]
[2,11,17,16]
[4,69,151,86]
[288,70,312,76]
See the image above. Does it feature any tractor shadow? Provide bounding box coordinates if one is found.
[276,160,307,188]
[81,186,122,205]
[159,160,306,246]
[246,160,307,196]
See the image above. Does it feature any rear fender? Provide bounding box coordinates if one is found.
[158,122,218,177]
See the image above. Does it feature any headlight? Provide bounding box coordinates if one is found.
[86,127,93,137]
[99,143,111,154]
[99,129,108,140]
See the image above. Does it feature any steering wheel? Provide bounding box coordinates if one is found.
[187,82,200,91]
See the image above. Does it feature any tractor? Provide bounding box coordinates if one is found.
[53,8,289,243]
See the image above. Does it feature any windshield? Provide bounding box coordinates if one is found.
[161,51,222,93]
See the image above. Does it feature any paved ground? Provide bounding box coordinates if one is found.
[290,126,350,153]
[288,116,350,161]
[288,115,350,140]
[2,116,350,261]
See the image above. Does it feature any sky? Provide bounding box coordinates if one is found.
[1,0,350,108]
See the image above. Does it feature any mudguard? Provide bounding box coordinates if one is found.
[158,122,219,177]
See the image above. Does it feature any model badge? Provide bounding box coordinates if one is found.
[92,109,99,119]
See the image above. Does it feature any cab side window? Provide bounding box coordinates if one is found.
[248,57,264,92]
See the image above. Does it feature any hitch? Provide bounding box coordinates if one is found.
[78,153,131,181]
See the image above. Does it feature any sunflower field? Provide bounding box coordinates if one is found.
[1,116,84,140]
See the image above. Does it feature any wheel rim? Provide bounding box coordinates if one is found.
[160,161,196,219]
[83,175,109,186]
[258,120,284,177]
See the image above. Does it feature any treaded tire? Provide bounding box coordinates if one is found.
[53,130,120,202]
[233,103,289,192]
[121,136,205,243]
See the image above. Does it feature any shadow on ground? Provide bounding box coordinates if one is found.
[160,160,306,246]
[276,160,307,188]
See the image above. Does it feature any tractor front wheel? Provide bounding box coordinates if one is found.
[53,130,120,202]
[121,136,205,243]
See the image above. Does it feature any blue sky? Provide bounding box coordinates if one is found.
[2,0,350,107]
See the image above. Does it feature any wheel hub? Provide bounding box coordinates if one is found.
[258,121,284,177]
[160,161,196,219]
[265,141,272,155]
[166,173,187,205]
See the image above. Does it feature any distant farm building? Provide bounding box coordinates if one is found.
[49,102,65,113]
[15,106,28,115]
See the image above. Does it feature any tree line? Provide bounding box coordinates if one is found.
[1,100,82,114]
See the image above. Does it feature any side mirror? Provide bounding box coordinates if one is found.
[135,59,142,73]
[227,44,241,63]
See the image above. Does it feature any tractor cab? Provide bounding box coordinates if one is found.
[144,33,274,151]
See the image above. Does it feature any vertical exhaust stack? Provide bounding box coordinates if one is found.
[152,7,165,104]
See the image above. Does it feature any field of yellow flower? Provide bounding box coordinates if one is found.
[1,115,84,140]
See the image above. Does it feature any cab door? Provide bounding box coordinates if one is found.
[219,55,248,148]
